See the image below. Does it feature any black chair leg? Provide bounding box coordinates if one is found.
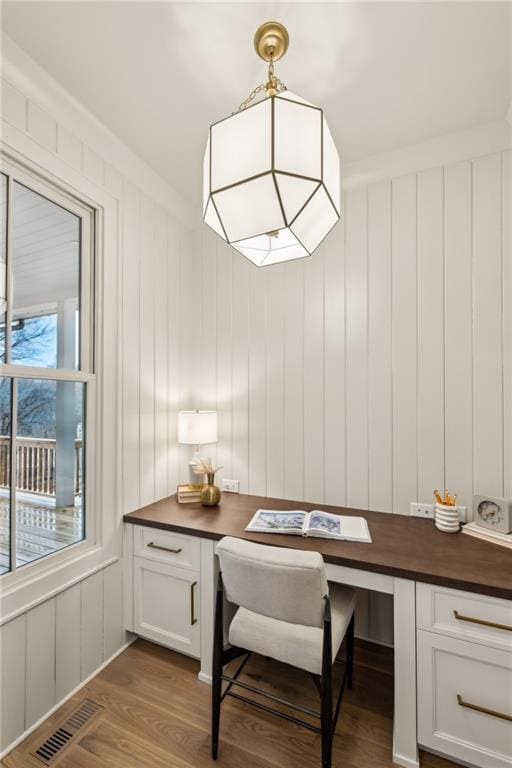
[211,573,224,759]
[320,596,333,768]
[320,674,333,768]
[346,614,355,691]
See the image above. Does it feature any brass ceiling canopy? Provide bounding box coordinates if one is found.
[254,21,289,63]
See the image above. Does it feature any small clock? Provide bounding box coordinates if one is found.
[473,495,512,534]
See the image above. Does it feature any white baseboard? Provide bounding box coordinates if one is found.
[198,670,212,685]
[392,750,420,768]
[0,636,136,760]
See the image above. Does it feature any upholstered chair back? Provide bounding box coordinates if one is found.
[216,536,329,628]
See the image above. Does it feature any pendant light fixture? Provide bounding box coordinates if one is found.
[203,21,340,267]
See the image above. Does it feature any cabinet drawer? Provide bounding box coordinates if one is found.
[417,582,512,651]
[133,556,200,658]
[134,525,200,570]
[417,630,512,768]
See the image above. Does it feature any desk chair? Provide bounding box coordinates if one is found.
[212,537,356,768]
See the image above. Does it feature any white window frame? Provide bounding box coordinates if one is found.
[0,157,97,586]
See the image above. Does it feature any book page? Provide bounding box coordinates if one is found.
[306,511,372,542]
[307,510,342,536]
[245,509,307,533]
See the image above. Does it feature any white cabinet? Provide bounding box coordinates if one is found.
[134,526,201,571]
[129,524,203,659]
[417,631,512,768]
[133,556,200,657]
[417,583,512,768]
[417,582,512,652]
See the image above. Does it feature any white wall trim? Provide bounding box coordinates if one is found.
[1,32,196,228]
[0,635,136,760]
[342,119,512,191]
[0,555,119,627]
[506,101,512,128]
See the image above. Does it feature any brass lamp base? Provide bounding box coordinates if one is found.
[254,21,289,62]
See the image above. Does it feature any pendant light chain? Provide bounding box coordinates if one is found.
[233,54,287,114]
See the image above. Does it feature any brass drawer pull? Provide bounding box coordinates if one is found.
[453,609,512,633]
[457,694,512,723]
[190,581,198,626]
[147,542,182,555]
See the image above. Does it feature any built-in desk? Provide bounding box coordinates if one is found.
[124,494,512,768]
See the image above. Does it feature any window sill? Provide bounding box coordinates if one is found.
[0,541,118,625]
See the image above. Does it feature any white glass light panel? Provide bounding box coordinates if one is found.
[276,90,315,107]
[203,134,210,217]
[291,185,338,254]
[204,89,340,266]
[322,117,340,214]
[213,173,284,244]
[275,174,319,224]
[178,411,217,445]
[204,199,226,241]
[274,97,322,180]
[211,99,271,192]
[232,228,308,267]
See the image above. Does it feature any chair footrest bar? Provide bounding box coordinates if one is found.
[221,674,321,718]
[226,691,322,734]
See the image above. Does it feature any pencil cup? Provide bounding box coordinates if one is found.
[435,502,460,533]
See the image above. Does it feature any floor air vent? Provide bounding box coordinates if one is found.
[32,699,103,764]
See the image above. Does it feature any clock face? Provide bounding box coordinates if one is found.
[477,500,502,526]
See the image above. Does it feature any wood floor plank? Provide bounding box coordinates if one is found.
[2,638,461,768]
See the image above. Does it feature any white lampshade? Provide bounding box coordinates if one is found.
[203,91,340,267]
[178,410,217,445]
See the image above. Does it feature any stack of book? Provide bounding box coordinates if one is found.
[177,483,204,504]
[461,521,512,549]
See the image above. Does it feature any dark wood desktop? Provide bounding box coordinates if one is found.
[124,493,512,600]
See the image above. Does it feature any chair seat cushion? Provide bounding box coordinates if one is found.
[228,582,356,675]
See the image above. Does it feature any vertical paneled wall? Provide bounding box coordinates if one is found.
[0,562,123,752]
[194,150,512,642]
[121,183,196,515]
[1,59,193,754]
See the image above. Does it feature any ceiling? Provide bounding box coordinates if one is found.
[2,2,511,210]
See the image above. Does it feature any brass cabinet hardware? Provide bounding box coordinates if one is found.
[147,542,182,554]
[457,694,512,722]
[190,581,198,626]
[453,609,512,632]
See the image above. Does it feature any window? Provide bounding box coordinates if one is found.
[0,163,94,576]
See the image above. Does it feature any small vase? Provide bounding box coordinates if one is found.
[201,473,221,507]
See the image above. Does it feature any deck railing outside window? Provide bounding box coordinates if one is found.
[0,437,83,497]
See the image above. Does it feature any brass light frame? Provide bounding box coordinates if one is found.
[203,22,340,267]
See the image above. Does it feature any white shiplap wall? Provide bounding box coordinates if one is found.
[0,39,195,755]
[194,148,512,642]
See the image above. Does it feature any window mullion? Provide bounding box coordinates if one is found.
[5,175,13,365]
[9,377,17,573]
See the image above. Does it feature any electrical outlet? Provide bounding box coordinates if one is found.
[410,502,467,521]
[410,502,435,519]
[222,478,240,493]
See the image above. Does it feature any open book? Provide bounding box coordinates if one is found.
[245,509,372,543]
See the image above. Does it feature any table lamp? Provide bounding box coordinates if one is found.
[178,410,218,483]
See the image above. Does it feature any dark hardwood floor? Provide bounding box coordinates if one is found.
[3,638,461,768]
